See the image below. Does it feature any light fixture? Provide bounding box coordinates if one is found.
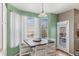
[38,3,47,17]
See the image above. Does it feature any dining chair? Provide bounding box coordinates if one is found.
[45,42,56,56]
[20,43,31,56]
[34,44,46,56]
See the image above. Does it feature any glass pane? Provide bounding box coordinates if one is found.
[26,17,35,38]
[40,17,48,38]
[59,27,66,48]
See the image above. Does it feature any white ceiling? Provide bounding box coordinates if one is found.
[11,3,79,14]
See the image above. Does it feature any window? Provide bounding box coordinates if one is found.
[40,17,48,38]
[26,17,35,38]
[23,16,48,40]
[23,16,40,40]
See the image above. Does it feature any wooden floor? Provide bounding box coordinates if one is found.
[0,49,70,56]
[55,49,70,56]
[19,49,70,56]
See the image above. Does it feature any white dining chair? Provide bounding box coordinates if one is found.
[20,43,31,56]
[34,44,46,56]
[45,43,56,56]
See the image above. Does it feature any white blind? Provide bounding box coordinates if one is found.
[34,17,40,39]
[23,16,40,40]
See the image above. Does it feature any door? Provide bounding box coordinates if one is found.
[57,20,69,53]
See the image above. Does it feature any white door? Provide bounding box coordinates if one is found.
[57,20,69,53]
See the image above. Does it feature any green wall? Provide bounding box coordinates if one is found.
[48,14,58,41]
[6,3,58,56]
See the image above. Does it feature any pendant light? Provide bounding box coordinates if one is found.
[38,3,47,17]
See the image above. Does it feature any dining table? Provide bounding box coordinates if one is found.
[23,39,55,56]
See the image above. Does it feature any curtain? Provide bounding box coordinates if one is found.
[0,3,2,49]
[10,12,21,48]
[21,16,27,43]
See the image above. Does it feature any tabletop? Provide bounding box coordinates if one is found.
[24,39,54,47]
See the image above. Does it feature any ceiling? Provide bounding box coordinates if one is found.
[11,3,79,14]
